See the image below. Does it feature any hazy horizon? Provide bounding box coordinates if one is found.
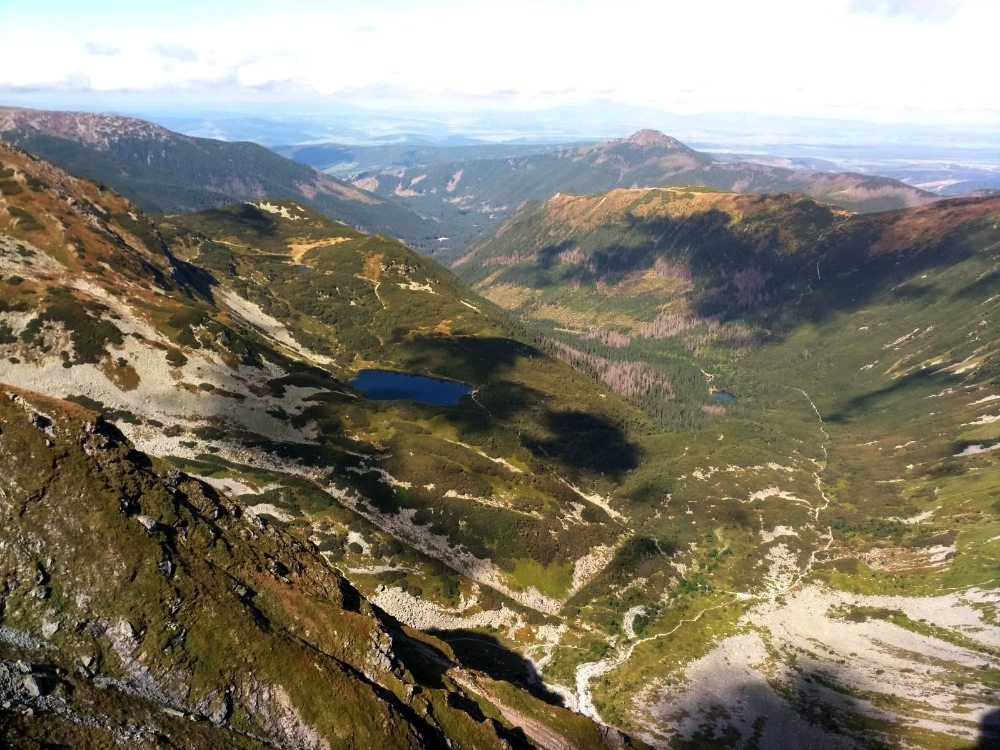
[3,0,998,138]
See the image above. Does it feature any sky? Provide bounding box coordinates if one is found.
[1,0,997,127]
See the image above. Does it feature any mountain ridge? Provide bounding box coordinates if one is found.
[0,107,944,262]
[0,105,435,244]
[344,128,941,258]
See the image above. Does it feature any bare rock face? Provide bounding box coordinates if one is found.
[22,674,46,697]
[113,620,136,641]
[135,515,158,532]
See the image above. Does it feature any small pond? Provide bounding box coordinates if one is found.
[710,390,735,402]
[349,369,472,406]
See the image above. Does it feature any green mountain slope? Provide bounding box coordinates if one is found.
[0,106,435,245]
[0,143,647,748]
[0,386,515,748]
[1,383,650,749]
[4,138,999,748]
[457,185,1000,748]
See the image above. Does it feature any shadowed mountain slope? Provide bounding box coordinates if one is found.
[458,186,999,329]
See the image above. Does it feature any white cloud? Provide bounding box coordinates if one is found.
[0,0,997,124]
[152,45,199,63]
[84,42,120,56]
[849,0,961,23]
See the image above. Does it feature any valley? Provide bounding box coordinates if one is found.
[451,184,1000,746]
[1,112,999,749]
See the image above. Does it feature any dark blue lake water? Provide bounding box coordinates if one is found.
[710,390,735,402]
[349,369,472,406]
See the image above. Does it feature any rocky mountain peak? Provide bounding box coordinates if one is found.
[622,129,688,149]
[0,106,178,150]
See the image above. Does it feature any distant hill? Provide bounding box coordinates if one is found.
[275,140,581,177]
[0,106,436,246]
[343,129,941,258]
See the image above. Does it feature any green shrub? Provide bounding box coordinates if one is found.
[164,347,188,366]
[193,426,227,441]
[376,570,407,585]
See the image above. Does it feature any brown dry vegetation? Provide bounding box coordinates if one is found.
[98,355,141,391]
[869,196,1000,254]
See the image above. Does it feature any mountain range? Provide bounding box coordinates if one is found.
[342,128,941,257]
[0,106,435,245]
[1,107,999,749]
[0,107,947,259]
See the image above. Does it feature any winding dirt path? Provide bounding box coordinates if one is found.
[574,382,838,724]
[573,598,738,723]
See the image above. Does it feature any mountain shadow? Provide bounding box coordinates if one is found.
[824,367,953,424]
[661,671,894,749]
[977,707,1000,749]
[397,334,543,386]
[524,410,639,479]
[952,268,1000,302]
[427,629,566,708]
[168,254,219,303]
[536,240,577,269]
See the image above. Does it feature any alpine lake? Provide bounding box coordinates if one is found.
[349,369,473,406]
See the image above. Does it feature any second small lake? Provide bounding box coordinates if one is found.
[710,390,735,402]
[349,369,472,406]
